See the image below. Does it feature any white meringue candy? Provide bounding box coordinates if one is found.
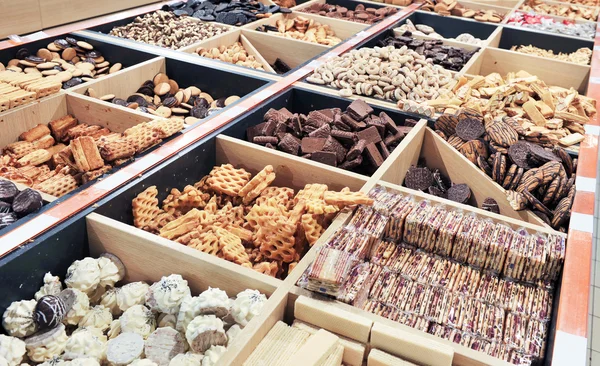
[226,324,242,346]
[107,319,121,340]
[106,332,144,366]
[196,288,230,318]
[70,358,101,366]
[130,360,158,366]
[96,256,123,288]
[146,275,191,315]
[145,327,186,366]
[185,315,227,353]
[65,258,101,295]
[36,356,67,366]
[117,282,149,313]
[120,305,156,339]
[78,305,112,332]
[2,300,38,338]
[231,290,267,326]
[158,313,177,329]
[176,296,202,334]
[62,328,106,361]
[202,346,227,366]
[34,273,63,301]
[0,356,8,366]
[0,334,26,366]
[99,288,119,316]
[169,353,203,366]
[87,285,107,306]
[24,323,68,363]
[60,288,90,326]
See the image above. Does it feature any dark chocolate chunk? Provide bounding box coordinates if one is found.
[428,186,446,198]
[34,295,67,329]
[508,141,533,170]
[0,201,11,214]
[306,110,332,128]
[379,112,399,134]
[523,190,552,217]
[529,144,560,166]
[481,197,500,214]
[260,121,277,136]
[346,99,374,121]
[404,119,419,127]
[347,140,366,161]
[456,118,485,141]
[384,131,405,146]
[254,136,279,145]
[265,143,276,150]
[0,180,18,203]
[311,151,337,167]
[341,114,366,130]
[330,130,357,145]
[301,137,327,154]
[0,212,17,229]
[432,169,449,192]
[340,155,363,170]
[365,143,384,168]
[404,166,433,191]
[377,141,390,159]
[12,188,43,217]
[278,133,301,155]
[447,184,471,204]
[308,124,332,138]
[357,126,382,144]
[291,114,303,136]
[322,136,347,164]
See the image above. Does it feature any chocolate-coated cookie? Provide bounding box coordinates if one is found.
[404,166,433,191]
[447,184,471,204]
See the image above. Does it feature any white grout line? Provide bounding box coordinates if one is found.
[572,212,595,234]
[554,331,588,366]
[578,176,599,193]
[586,125,600,137]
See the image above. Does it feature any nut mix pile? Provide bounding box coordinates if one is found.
[1,253,268,365]
[245,100,414,173]
[0,182,43,230]
[397,19,486,46]
[303,186,564,365]
[0,115,183,198]
[507,12,596,39]
[85,72,240,124]
[307,46,456,103]
[520,0,599,21]
[378,32,479,72]
[108,11,228,50]
[300,3,398,24]
[510,45,592,66]
[434,111,576,230]
[421,0,504,22]
[195,42,266,71]
[256,16,343,46]
[132,164,373,279]
[165,0,290,25]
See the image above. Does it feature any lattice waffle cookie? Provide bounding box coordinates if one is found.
[131,164,372,279]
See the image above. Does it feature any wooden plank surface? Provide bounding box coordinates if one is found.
[0,0,42,39]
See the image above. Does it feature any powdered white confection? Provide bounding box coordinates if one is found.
[146,275,191,315]
[62,328,106,361]
[70,358,101,366]
[226,325,242,346]
[99,288,119,316]
[120,305,156,338]
[36,357,67,366]
[65,258,101,295]
[62,289,90,326]
[230,290,267,327]
[34,273,63,301]
[185,316,227,353]
[0,356,8,366]
[2,300,38,338]
[88,286,107,306]
[130,360,158,366]
[117,282,149,313]
[158,313,177,329]
[169,353,203,366]
[196,288,230,317]
[97,257,122,288]
[78,305,113,332]
[202,346,227,366]
[145,327,186,366]
[24,323,68,362]
[176,297,202,333]
[106,332,144,366]
[107,319,121,340]
[0,335,26,366]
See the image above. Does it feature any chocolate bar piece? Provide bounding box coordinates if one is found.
[278,133,301,155]
[365,143,384,168]
[301,137,326,154]
[311,151,337,166]
[357,126,382,144]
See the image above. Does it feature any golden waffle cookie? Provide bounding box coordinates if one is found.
[256,187,294,209]
[301,214,324,246]
[238,165,276,205]
[82,165,112,184]
[17,149,52,167]
[245,199,286,231]
[226,224,253,242]
[151,118,185,139]
[124,124,161,153]
[0,167,33,186]
[305,200,338,215]
[171,185,210,216]
[132,186,161,229]
[294,183,328,204]
[257,216,297,263]
[34,173,78,197]
[204,196,219,214]
[6,140,36,159]
[253,261,279,277]
[189,231,221,256]
[323,190,374,206]
[98,138,136,162]
[146,211,176,234]
[193,175,211,192]
[207,164,251,196]
[159,208,202,240]
[162,188,183,215]
[175,229,200,245]
[215,228,250,264]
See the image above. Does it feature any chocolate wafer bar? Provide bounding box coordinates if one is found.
[466,220,495,269]
[484,224,514,273]
[450,214,479,263]
[435,210,464,257]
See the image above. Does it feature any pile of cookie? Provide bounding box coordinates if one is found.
[520,0,599,21]
[108,11,228,49]
[256,16,343,46]
[165,0,290,25]
[85,72,240,124]
[303,186,563,365]
[378,32,479,72]
[299,3,398,24]
[0,181,43,230]
[131,163,373,279]
[194,42,266,71]
[506,12,596,39]
[0,72,61,113]
[427,71,595,148]
[245,100,413,173]
[510,45,592,66]
[0,115,183,198]
[420,0,504,23]
[396,19,486,46]
[1,253,268,365]
[434,111,576,230]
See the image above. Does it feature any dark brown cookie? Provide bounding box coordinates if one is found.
[538,161,562,185]
[447,135,466,150]
[447,184,471,204]
[522,190,551,217]
[456,118,485,141]
[502,116,526,136]
[481,197,500,214]
[486,120,519,147]
[477,155,492,176]
[551,194,573,229]
[502,164,518,189]
[508,167,525,191]
[404,166,433,191]
[533,210,552,226]
[529,144,560,166]
[506,190,527,211]
[508,141,533,170]
[542,176,561,207]
[492,154,507,184]
[434,114,459,137]
[460,140,487,164]
[516,169,541,193]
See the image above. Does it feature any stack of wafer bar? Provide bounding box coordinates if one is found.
[132,167,373,280]
[244,321,346,366]
[0,71,61,112]
[303,185,562,364]
[0,115,183,197]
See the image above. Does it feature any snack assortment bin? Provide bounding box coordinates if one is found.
[0,0,597,365]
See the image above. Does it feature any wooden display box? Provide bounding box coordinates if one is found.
[68,56,272,124]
